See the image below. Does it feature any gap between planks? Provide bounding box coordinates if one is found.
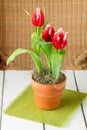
[43,123,45,130]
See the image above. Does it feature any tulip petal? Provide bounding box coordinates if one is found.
[52,28,67,49]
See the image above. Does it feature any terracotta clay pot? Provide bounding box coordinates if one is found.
[31,74,66,110]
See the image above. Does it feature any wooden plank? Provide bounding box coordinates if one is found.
[1,70,87,130]
[74,70,87,92]
[0,71,4,119]
[1,70,43,130]
[45,70,86,130]
[74,70,87,127]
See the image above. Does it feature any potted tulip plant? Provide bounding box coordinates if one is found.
[6,7,68,110]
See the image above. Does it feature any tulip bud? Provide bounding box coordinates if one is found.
[42,24,55,42]
[32,7,44,27]
[52,28,67,49]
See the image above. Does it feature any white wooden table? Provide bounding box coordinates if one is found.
[0,70,87,130]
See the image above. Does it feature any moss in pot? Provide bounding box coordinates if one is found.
[6,7,68,110]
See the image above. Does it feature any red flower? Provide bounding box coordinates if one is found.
[32,7,44,27]
[42,24,55,42]
[52,28,67,49]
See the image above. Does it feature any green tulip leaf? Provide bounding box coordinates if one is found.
[24,10,31,18]
[31,32,42,56]
[51,50,66,80]
[41,42,52,69]
[6,48,42,73]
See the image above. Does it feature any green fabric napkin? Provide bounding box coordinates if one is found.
[4,85,87,127]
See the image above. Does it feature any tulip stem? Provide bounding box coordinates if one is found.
[37,27,40,36]
[58,50,61,54]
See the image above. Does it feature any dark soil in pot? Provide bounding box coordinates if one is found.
[32,67,65,85]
